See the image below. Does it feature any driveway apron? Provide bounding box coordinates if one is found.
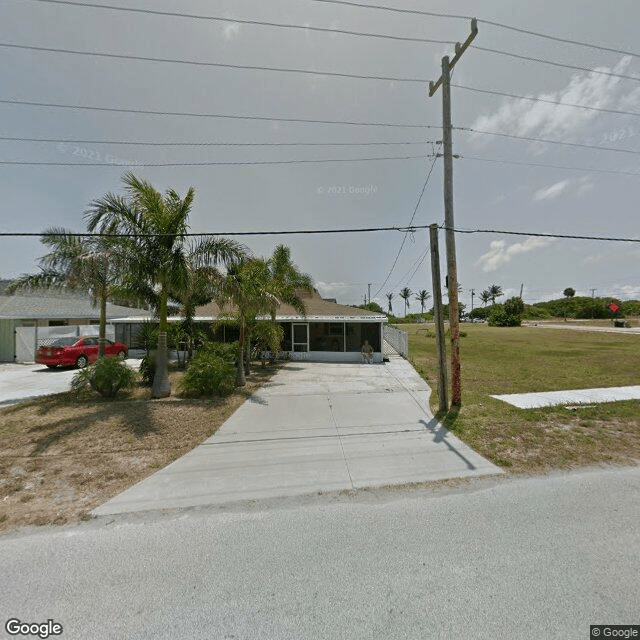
[93,357,502,516]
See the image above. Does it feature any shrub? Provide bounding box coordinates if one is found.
[71,356,137,398]
[488,303,522,327]
[179,348,236,397]
[139,353,156,386]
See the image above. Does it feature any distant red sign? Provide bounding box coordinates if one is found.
[609,302,620,313]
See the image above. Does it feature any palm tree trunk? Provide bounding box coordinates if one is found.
[98,293,107,357]
[236,323,246,387]
[244,331,251,376]
[152,289,171,398]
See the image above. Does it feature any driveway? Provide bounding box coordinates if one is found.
[0,359,142,406]
[0,362,79,406]
[94,356,502,516]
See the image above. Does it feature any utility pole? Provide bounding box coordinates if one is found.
[368,283,371,305]
[428,18,477,407]
[590,288,596,319]
[470,288,475,313]
[430,224,448,413]
[519,283,524,299]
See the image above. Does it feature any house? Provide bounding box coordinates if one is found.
[0,284,149,362]
[112,289,388,363]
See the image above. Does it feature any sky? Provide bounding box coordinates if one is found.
[1,0,639,314]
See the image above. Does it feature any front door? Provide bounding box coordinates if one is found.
[292,323,309,352]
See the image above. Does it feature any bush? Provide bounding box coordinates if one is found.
[469,306,490,320]
[71,356,137,398]
[488,303,522,327]
[179,347,236,397]
[139,353,156,386]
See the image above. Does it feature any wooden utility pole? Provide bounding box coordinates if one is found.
[470,288,475,313]
[429,224,448,413]
[428,18,477,407]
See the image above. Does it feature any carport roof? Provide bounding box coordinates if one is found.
[0,293,150,320]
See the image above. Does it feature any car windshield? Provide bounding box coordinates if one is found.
[50,337,79,347]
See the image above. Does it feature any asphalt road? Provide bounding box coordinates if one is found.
[1,466,638,640]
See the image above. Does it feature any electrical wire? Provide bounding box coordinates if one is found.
[0,135,432,147]
[0,155,428,167]
[456,127,640,156]
[458,154,640,176]
[472,46,640,83]
[1,225,638,242]
[0,42,429,83]
[452,84,640,118]
[0,98,433,128]
[373,152,439,298]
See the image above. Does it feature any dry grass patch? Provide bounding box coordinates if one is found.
[0,365,280,533]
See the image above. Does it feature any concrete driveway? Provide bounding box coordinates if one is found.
[0,362,78,406]
[94,356,502,516]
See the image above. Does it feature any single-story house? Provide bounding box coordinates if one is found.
[112,289,388,363]
[0,284,150,362]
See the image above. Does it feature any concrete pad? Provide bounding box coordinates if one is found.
[493,385,640,409]
[94,358,502,516]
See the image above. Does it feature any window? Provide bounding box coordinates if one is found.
[346,323,381,352]
[309,323,344,351]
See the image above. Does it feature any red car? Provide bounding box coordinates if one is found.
[36,336,128,369]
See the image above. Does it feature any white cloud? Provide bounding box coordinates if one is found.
[222,23,240,40]
[470,57,635,142]
[476,237,555,272]
[533,179,569,201]
[533,176,594,201]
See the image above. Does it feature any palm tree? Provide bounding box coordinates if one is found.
[480,290,491,306]
[8,228,126,358]
[488,284,504,305]
[399,287,412,317]
[414,289,431,314]
[386,292,394,315]
[265,244,313,362]
[85,172,245,397]
[214,257,279,387]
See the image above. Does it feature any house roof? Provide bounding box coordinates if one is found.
[109,290,387,323]
[193,289,387,322]
[0,292,150,320]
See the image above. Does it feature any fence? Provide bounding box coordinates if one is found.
[14,325,115,363]
[383,324,408,358]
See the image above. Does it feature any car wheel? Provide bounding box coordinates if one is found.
[76,355,89,369]
[46,364,57,369]
[117,350,127,359]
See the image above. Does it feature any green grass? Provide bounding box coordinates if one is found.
[407,323,640,473]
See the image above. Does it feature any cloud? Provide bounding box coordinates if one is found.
[533,180,569,201]
[476,237,555,272]
[469,56,635,142]
[222,23,240,40]
[533,176,594,201]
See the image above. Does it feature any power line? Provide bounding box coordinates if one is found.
[2,225,639,242]
[0,135,432,147]
[0,42,429,83]
[0,155,428,167]
[472,46,640,83]
[452,84,640,118]
[304,1,640,59]
[458,154,640,176]
[373,153,439,297]
[478,18,640,60]
[18,3,458,46]
[0,98,433,128]
[443,226,640,243]
[456,127,640,156]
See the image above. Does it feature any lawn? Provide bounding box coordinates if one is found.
[0,365,279,533]
[406,323,640,473]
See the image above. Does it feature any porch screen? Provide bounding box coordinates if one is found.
[309,322,344,351]
[345,323,381,352]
